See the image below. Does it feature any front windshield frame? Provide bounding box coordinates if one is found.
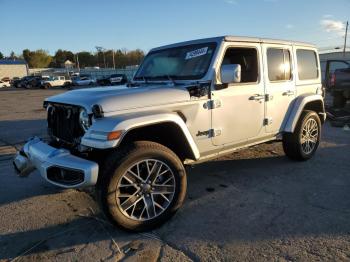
[134,42,217,81]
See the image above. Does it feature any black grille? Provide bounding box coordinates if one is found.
[47,104,84,144]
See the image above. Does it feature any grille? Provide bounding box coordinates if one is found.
[47,104,84,145]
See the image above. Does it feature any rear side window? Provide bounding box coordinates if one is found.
[296,49,318,80]
[267,48,291,81]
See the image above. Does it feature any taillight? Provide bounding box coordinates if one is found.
[330,73,336,87]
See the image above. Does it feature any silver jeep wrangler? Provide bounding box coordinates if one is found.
[13,36,326,231]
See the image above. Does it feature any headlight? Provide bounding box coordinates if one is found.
[79,109,90,132]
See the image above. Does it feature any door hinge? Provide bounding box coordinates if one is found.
[265,94,273,101]
[204,99,222,110]
[209,128,222,137]
[264,117,273,126]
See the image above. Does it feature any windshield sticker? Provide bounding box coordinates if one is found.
[185,47,208,60]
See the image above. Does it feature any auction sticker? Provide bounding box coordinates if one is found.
[185,47,208,60]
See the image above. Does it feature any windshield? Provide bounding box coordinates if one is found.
[134,42,217,80]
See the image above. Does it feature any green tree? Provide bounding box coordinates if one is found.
[10,51,18,59]
[23,49,31,62]
[52,49,75,67]
[76,51,97,68]
[22,49,52,68]
[0,52,3,59]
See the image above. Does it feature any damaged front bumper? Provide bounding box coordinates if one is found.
[13,137,99,188]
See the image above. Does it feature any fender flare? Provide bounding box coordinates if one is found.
[81,112,200,159]
[283,94,326,133]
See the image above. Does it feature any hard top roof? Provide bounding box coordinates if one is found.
[151,35,315,52]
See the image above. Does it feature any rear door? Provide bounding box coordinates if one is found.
[262,44,295,133]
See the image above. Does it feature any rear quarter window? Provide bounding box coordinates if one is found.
[296,49,318,80]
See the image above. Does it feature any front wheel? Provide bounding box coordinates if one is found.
[283,111,321,161]
[100,141,187,231]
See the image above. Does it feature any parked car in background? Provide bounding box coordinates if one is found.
[10,77,21,87]
[323,60,350,108]
[72,75,96,86]
[13,76,32,88]
[97,74,128,86]
[23,76,48,89]
[41,76,71,89]
[0,79,11,88]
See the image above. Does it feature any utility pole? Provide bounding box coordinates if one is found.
[95,46,106,68]
[76,53,80,72]
[112,50,116,70]
[344,21,348,57]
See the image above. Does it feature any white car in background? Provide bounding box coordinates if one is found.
[72,75,97,86]
[0,79,11,88]
[41,76,71,88]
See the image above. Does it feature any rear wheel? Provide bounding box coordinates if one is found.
[100,141,187,231]
[283,111,321,161]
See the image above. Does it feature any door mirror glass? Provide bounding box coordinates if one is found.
[220,64,241,84]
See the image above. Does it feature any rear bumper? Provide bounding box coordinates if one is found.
[13,137,99,188]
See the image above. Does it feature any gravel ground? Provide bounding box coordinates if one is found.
[0,88,350,262]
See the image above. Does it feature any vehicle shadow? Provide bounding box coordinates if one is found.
[1,142,350,260]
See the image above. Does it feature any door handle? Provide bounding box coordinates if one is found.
[249,94,265,101]
[282,90,294,96]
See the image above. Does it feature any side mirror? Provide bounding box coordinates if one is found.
[220,64,241,84]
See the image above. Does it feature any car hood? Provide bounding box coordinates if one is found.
[45,85,191,113]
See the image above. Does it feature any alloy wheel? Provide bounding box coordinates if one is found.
[300,118,319,154]
[116,159,176,221]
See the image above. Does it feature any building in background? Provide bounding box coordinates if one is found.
[63,60,75,69]
[0,59,28,79]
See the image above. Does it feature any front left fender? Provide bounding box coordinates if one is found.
[81,112,200,159]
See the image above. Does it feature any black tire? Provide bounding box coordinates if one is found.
[99,141,187,232]
[282,111,321,161]
[333,92,346,108]
[43,83,51,89]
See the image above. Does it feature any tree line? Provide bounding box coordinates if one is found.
[0,49,145,69]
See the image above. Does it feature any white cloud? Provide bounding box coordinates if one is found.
[323,14,333,18]
[285,24,294,29]
[320,19,345,36]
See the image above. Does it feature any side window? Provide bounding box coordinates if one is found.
[221,47,258,83]
[329,61,350,74]
[267,48,292,81]
[296,49,318,80]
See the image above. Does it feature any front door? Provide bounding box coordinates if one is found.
[211,44,265,146]
[262,44,295,133]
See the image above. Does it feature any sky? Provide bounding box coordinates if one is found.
[0,0,349,56]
